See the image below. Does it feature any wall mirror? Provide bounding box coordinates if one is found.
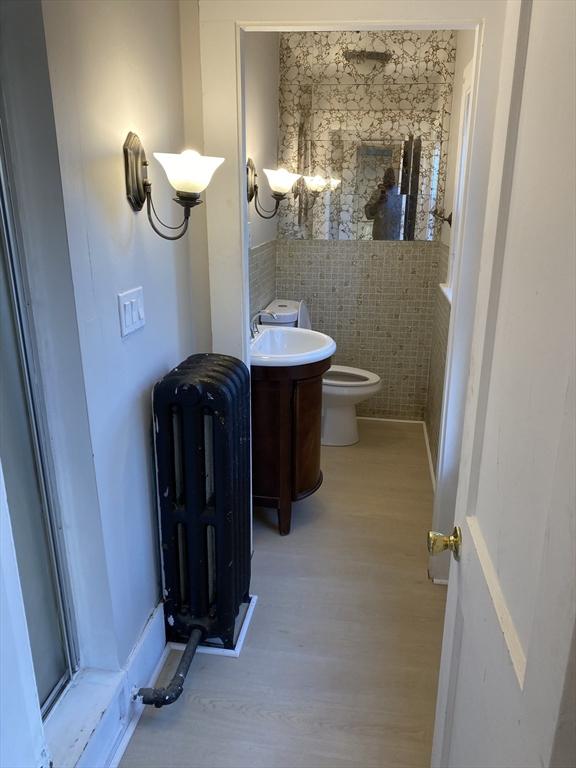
[274,31,456,241]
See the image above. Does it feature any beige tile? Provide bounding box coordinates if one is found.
[275,240,442,420]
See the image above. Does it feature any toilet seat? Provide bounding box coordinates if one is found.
[324,365,381,388]
[322,364,382,446]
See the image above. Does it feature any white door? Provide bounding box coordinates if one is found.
[431,2,576,766]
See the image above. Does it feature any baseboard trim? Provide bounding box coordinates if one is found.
[422,421,436,493]
[107,640,171,768]
[83,603,166,768]
[356,417,437,491]
[44,603,166,768]
[357,416,424,424]
[108,595,258,766]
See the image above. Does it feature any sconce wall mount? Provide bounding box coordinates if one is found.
[431,207,453,227]
[246,158,257,205]
[123,132,222,240]
[246,158,301,220]
[124,131,149,211]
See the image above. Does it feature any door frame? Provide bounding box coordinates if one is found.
[197,0,508,581]
[0,462,51,767]
[195,0,532,753]
[0,0,120,675]
[196,0,512,365]
[0,134,78,712]
[428,54,478,583]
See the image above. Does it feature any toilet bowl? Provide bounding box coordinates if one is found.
[321,365,382,446]
[261,299,381,446]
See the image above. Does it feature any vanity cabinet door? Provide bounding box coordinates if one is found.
[251,378,292,503]
[292,374,323,499]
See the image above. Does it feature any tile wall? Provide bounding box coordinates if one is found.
[249,239,452,445]
[275,239,441,419]
[425,242,451,471]
[249,240,277,317]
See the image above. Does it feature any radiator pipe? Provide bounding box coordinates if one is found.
[137,627,204,708]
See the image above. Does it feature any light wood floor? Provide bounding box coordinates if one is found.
[121,420,446,768]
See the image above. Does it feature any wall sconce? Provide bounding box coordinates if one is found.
[123,132,224,240]
[246,158,301,219]
[302,175,340,205]
[303,175,329,203]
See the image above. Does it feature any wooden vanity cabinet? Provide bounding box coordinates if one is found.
[250,357,331,535]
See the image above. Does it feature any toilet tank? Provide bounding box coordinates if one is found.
[262,299,299,327]
[263,299,311,329]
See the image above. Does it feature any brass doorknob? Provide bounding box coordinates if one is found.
[427,526,462,560]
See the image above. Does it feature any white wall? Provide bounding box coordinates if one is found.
[42,0,204,666]
[244,32,281,248]
[0,0,116,674]
[180,0,213,351]
[1,2,208,760]
[441,29,475,247]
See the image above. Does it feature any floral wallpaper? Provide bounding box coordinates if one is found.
[276,31,456,241]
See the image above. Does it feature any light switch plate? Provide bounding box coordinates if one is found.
[118,287,145,337]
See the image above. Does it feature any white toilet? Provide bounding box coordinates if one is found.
[261,299,382,446]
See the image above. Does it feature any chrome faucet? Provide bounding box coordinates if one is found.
[250,311,278,339]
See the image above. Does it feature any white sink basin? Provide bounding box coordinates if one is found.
[250,326,336,367]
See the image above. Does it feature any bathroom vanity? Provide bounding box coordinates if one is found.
[251,356,331,535]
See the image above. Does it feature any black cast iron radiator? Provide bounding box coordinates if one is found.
[139,354,250,707]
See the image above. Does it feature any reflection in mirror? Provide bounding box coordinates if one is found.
[276,31,456,241]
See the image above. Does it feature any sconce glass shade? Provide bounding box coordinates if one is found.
[262,168,301,195]
[304,175,329,193]
[153,150,224,194]
[329,177,341,190]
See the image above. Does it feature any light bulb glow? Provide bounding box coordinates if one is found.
[262,168,301,195]
[304,175,329,193]
[153,150,224,193]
